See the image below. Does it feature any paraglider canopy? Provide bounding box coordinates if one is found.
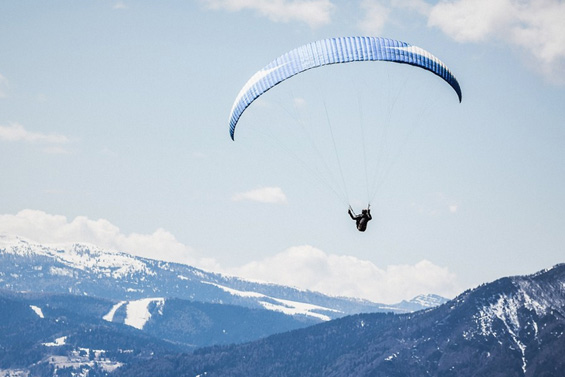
[229,36,462,140]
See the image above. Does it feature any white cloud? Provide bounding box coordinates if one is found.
[428,0,516,42]
[427,0,565,83]
[0,74,7,98]
[0,210,218,271]
[0,123,70,144]
[113,1,128,9]
[201,0,335,28]
[356,0,565,82]
[232,186,288,204]
[356,0,433,35]
[358,0,391,35]
[390,0,430,15]
[0,123,72,154]
[293,97,307,108]
[228,245,460,303]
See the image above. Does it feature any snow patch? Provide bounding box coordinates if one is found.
[204,282,339,321]
[30,305,44,318]
[124,298,165,330]
[49,266,74,277]
[203,282,265,298]
[42,336,67,347]
[103,301,126,322]
[0,369,29,377]
[259,298,334,321]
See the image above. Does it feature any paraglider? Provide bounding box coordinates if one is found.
[228,36,462,231]
[348,206,372,232]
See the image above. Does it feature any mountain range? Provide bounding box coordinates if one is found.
[0,234,447,376]
[3,235,562,376]
[115,263,565,377]
[0,234,444,320]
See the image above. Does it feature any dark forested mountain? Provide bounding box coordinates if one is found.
[0,235,444,320]
[0,290,317,376]
[116,264,565,377]
[0,291,180,377]
[1,290,315,348]
[103,296,318,347]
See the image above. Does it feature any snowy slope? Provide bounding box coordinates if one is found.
[102,298,165,330]
[204,282,340,321]
[0,234,444,320]
[458,266,565,375]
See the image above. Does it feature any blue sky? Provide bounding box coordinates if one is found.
[1,0,564,303]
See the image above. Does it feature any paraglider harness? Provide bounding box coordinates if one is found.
[348,204,372,232]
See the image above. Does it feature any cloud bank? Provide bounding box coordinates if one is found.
[204,0,564,83]
[0,210,460,303]
[427,0,565,83]
[228,245,460,303]
[358,0,391,35]
[201,0,335,28]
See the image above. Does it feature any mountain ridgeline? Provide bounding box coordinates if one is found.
[0,235,438,320]
[1,235,563,376]
[116,264,565,377]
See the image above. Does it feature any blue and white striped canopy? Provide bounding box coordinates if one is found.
[229,36,462,140]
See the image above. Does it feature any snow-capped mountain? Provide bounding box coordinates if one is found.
[394,293,449,312]
[0,234,440,322]
[116,263,565,377]
[0,234,449,376]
